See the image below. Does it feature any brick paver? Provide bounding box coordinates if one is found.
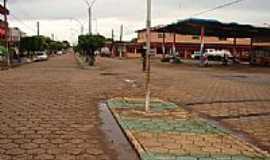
[107,98,270,160]
[1,53,270,159]
[0,53,119,160]
[149,62,270,153]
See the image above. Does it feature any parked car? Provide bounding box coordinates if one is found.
[191,51,202,60]
[34,51,48,61]
[56,51,63,55]
[100,47,111,57]
[161,54,182,64]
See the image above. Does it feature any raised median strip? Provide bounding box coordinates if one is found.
[107,98,270,160]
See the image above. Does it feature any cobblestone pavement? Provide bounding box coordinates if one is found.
[1,53,270,160]
[0,53,122,160]
[107,98,270,160]
[148,62,270,153]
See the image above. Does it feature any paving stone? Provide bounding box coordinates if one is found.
[1,143,19,149]
[0,139,12,144]
[76,154,96,160]
[55,154,75,160]
[70,138,84,144]
[27,148,46,155]
[86,148,104,155]
[20,143,39,150]
[32,139,49,144]
[0,155,11,160]
[34,154,54,160]
[5,148,25,155]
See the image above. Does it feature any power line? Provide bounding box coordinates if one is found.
[191,0,246,17]
[9,14,36,33]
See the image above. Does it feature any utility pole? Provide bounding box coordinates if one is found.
[83,0,97,35]
[89,7,92,34]
[51,33,55,41]
[70,18,84,35]
[119,24,123,58]
[4,0,10,67]
[81,26,84,35]
[199,26,205,66]
[112,29,114,41]
[37,21,41,52]
[111,29,115,57]
[37,21,40,36]
[145,0,151,112]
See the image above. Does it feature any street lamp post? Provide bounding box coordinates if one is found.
[83,0,97,35]
[145,0,151,112]
[70,18,84,35]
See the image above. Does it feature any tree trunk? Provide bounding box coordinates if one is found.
[88,54,95,66]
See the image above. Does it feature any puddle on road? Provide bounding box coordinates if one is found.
[98,103,140,160]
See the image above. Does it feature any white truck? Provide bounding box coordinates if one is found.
[192,49,233,61]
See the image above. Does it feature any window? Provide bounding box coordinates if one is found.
[158,33,165,39]
[219,37,227,41]
[192,36,200,40]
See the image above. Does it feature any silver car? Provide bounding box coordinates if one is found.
[34,51,48,61]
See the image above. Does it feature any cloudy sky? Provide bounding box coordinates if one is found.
[7,0,270,44]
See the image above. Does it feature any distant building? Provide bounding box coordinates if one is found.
[134,27,253,59]
[8,27,26,44]
[0,4,9,42]
[0,20,6,40]
[124,19,270,60]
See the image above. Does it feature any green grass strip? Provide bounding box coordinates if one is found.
[108,99,178,112]
[141,152,270,160]
[118,117,227,134]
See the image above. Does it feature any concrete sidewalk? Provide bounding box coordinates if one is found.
[107,98,270,160]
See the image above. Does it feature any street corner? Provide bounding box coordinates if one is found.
[106,98,270,160]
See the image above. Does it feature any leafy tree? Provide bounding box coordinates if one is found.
[48,41,64,53]
[20,36,47,55]
[20,36,69,57]
[62,41,70,49]
[77,34,106,66]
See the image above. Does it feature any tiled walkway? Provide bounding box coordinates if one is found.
[107,98,270,160]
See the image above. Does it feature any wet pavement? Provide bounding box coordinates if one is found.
[99,103,140,160]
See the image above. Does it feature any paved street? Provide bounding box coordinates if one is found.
[0,52,270,159]
[0,53,122,160]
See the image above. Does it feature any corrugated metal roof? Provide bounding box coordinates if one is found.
[155,18,270,38]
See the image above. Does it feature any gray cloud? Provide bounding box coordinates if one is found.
[7,0,270,42]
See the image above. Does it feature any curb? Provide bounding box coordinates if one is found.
[105,101,145,160]
[74,53,86,69]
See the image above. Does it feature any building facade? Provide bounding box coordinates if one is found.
[8,27,26,44]
[0,3,9,43]
[124,25,270,60]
